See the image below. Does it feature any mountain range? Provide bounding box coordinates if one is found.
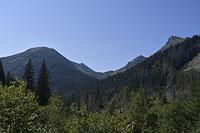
[1,35,199,102]
[0,45,146,95]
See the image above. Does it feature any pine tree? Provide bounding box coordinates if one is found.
[36,59,51,105]
[24,59,34,91]
[0,59,6,86]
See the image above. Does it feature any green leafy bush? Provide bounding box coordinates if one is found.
[0,81,49,132]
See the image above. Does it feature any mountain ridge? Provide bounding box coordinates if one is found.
[0,35,195,101]
[0,46,148,98]
[73,55,146,79]
[0,47,96,97]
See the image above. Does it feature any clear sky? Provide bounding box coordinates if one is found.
[0,0,199,72]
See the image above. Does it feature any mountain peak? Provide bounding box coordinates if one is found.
[130,55,145,62]
[160,35,185,52]
[167,35,184,45]
[112,55,146,75]
[25,47,56,53]
[127,55,146,68]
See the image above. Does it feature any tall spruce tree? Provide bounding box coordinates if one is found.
[36,59,51,105]
[0,59,6,86]
[24,59,34,91]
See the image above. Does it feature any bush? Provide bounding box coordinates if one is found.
[0,81,48,132]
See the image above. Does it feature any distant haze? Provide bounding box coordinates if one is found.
[0,0,199,72]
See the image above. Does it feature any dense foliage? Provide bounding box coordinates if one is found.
[1,80,200,132]
[0,81,52,132]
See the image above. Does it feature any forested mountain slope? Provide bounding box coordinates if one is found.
[79,35,200,111]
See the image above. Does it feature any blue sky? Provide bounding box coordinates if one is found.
[0,0,199,72]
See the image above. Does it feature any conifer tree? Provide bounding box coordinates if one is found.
[24,59,34,91]
[36,59,51,105]
[0,59,6,86]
